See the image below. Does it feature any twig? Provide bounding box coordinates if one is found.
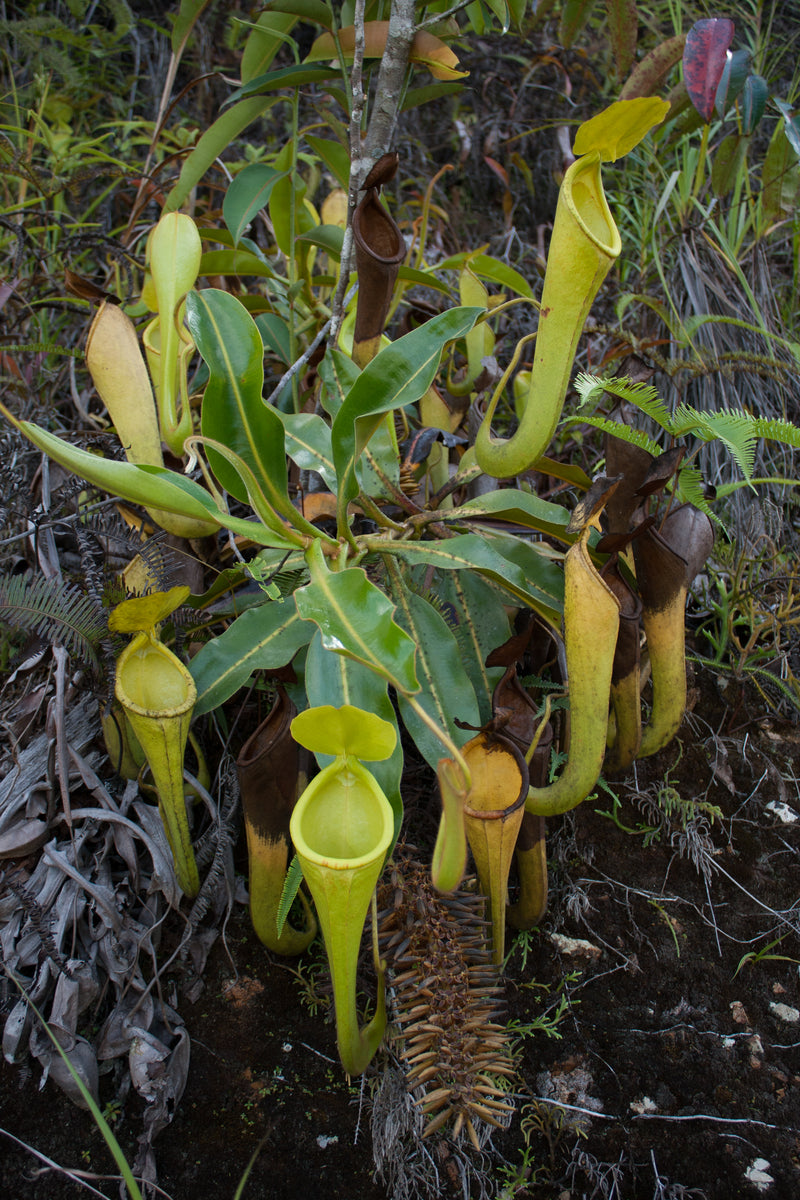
[416,0,474,29]
[633,1111,799,1133]
[298,1041,337,1063]
[262,287,356,408]
[330,0,417,342]
[328,0,367,343]
[531,1097,617,1120]
[0,1127,176,1200]
[709,856,800,935]
[532,1097,800,1135]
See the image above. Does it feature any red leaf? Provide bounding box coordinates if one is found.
[683,18,735,121]
[484,155,509,189]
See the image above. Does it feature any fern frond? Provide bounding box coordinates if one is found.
[697,411,758,481]
[276,855,304,936]
[574,373,674,431]
[669,403,706,438]
[676,465,722,529]
[563,414,662,458]
[0,573,107,665]
[669,404,763,483]
[750,416,800,451]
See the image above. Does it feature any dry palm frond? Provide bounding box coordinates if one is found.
[377,853,516,1148]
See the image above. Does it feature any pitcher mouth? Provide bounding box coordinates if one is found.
[564,152,622,259]
[353,188,406,265]
[116,633,196,718]
[291,760,393,870]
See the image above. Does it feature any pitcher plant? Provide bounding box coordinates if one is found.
[462,733,528,963]
[289,705,395,1076]
[475,98,669,479]
[109,589,200,898]
[236,686,317,955]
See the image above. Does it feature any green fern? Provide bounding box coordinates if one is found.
[750,416,800,450]
[573,373,800,490]
[694,411,758,481]
[675,464,717,525]
[575,372,673,428]
[0,573,107,666]
[563,413,662,458]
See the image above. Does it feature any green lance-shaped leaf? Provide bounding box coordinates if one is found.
[187,288,319,539]
[277,411,337,491]
[374,533,563,630]
[526,523,620,817]
[318,347,360,417]
[225,63,342,104]
[0,402,298,549]
[240,11,301,82]
[714,47,751,118]
[172,0,213,54]
[163,95,282,214]
[305,632,403,843]
[450,487,571,540]
[290,705,395,1076]
[115,631,200,898]
[223,162,287,246]
[389,576,481,771]
[189,596,315,716]
[295,542,419,696]
[435,570,511,726]
[331,307,482,533]
[0,404,211,523]
[743,74,768,136]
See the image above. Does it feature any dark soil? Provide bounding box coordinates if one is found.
[2,667,799,1200]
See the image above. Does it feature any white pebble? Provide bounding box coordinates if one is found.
[769,1001,799,1023]
[744,1158,774,1192]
